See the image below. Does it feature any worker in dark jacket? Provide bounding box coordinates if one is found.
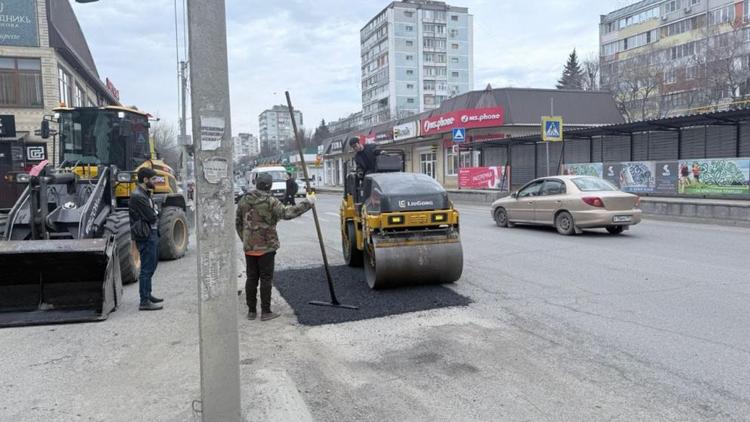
[236,172,314,321]
[348,137,381,175]
[284,172,298,205]
[129,167,164,311]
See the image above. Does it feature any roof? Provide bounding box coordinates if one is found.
[480,108,750,146]
[422,87,625,126]
[47,0,118,105]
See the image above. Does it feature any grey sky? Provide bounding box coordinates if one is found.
[72,0,632,136]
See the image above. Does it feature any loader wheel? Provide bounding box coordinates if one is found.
[159,206,189,260]
[103,211,140,285]
[342,221,363,267]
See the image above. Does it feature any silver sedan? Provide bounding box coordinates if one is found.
[491,176,642,235]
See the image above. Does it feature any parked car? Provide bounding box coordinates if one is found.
[295,178,316,197]
[491,176,642,235]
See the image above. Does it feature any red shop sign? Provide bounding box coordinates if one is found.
[421,107,505,136]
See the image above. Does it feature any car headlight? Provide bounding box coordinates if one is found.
[116,172,133,182]
[16,173,31,183]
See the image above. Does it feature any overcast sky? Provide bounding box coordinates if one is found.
[71,0,634,136]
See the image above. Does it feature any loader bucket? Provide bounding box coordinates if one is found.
[0,238,123,328]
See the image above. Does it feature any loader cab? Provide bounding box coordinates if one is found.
[56,107,150,172]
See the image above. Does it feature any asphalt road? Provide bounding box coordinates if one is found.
[1,193,748,421]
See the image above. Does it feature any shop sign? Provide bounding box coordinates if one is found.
[0,0,38,47]
[393,121,419,141]
[421,107,504,136]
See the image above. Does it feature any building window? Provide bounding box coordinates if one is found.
[404,11,413,18]
[58,66,73,106]
[451,57,459,64]
[74,84,84,107]
[420,151,436,178]
[406,25,413,31]
[452,71,459,77]
[665,0,680,14]
[449,29,459,38]
[709,4,735,25]
[451,43,459,49]
[406,40,413,47]
[406,83,414,89]
[451,15,459,21]
[446,148,458,176]
[406,70,414,75]
[407,98,414,103]
[664,69,676,84]
[424,95,435,106]
[0,57,43,108]
[406,55,413,60]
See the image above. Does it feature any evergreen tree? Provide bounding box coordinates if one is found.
[556,49,584,90]
[311,119,331,147]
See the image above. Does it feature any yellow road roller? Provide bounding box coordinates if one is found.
[340,151,463,289]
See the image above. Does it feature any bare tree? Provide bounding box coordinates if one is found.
[150,120,182,174]
[607,46,662,122]
[582,53,600,91]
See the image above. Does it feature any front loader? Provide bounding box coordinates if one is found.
[0,106,187,327]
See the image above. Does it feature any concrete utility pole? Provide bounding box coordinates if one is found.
[179,60,190,197]
[186,1,242,420]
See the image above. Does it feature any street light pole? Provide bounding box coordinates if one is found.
[186,1,242,421]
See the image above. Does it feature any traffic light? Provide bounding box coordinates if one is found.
[41,119,50,139]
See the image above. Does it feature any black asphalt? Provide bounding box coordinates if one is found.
[274,265,471,326]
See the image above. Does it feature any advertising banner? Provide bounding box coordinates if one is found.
[420,107,504,136]
[603,163,622,187]
[0,0,39,47]
[393,121,418,141]
[364,129,393,145]
[458,166,510,190]
[654,161,678,194]
[562,163,603,178]
[678,159,750,195]
[619,161,656,193]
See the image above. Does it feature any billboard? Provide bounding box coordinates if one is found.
[458,166,510,190]
[393,121,418,141]
[564,158,750,196]
[678,159,750,195]
[420,107,504,136]
[0,0,39,47]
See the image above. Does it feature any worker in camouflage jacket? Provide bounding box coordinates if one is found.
[236,172,314,321]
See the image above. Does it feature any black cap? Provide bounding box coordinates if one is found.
[255,172,273,191]
[137,167,157,183]
[348,137,360,147]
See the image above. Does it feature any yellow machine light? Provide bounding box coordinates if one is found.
[388,215,403,224]
[431,213,446,222]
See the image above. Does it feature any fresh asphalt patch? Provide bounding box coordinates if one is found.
[274,265,471,326]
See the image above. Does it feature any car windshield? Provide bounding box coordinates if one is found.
[572,177,617,192]
[255,170,287,182]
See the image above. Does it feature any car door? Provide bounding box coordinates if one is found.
[534,179,566,224]
[511,180,543,222]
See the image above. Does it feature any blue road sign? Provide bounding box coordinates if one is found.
[452,128,466,143]
[541,116,563,142]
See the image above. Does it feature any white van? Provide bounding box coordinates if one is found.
[249,166,289,200]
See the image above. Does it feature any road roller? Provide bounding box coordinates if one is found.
[340,151,463,289]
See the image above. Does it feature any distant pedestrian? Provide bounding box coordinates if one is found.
[284,172,298,205]
[692,162,701,183]
[236,172,314,321]
[129,167,164,311]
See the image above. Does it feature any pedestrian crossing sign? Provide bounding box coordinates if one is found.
[541,116,563,142]
[452,128,466,143]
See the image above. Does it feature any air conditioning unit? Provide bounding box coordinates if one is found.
[661,15,668,21]
[684,7,691,13]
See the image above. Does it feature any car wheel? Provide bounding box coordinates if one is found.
[555,211,576,235]
[493,207,509,228]
[606,225,625,235]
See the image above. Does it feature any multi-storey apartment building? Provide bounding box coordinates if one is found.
[327,111,365,134]
[258,105,303,155]
[360,0,473,126]
[232,132,258,162]
[600,0,750,121]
